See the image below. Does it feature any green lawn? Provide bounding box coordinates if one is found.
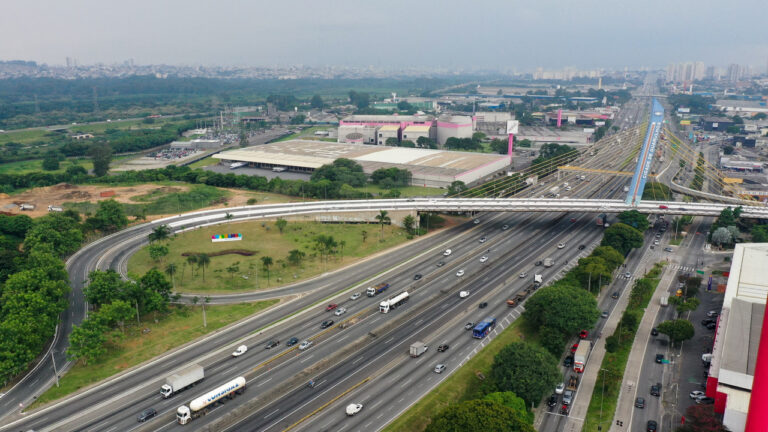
[32,300,277,407]
[186,156,220,169]
[0,158,93,175]
[384,319,526,432]
[0,129,50,146]
[355,185,444,197]
[128,220,412,294]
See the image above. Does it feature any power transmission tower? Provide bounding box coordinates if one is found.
[92,87,100,113]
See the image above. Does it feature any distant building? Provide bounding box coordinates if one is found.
[700,117,735,132]
[338,114,471,146]
[71,133,94,140]
[169,139,222,151]
[719,156,764,172]
[473,111,513,136]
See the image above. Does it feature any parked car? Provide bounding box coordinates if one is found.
[689,390,705,399]
[320,320,334,329]
[137,407,157,423]
[299,340,313,351]
[707,310,719,318]
[434,364,446,374]
[651,327,659,336]
[635,397,645,408]
[664,247,673,252]
[706,322,717,330]
[437,343,449,352]
[349,292,361,300]
[232,345,248,357]
[334,307,347,316]
[701,318,717,326]
[265,340,280,349]
[655,354,664,363]
[650,383,661,397]
[286,337,299,347]
[579,330,588,339]
[413,273,422,280]
[464,322,475,330]
[696,397,715,405]
[325,303,338,311]
[456,269,465,277]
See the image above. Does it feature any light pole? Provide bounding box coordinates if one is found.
[51,350,60,388]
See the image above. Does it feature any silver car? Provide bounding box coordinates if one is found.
[299,340,313,351]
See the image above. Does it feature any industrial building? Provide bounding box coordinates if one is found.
[337,114,472,147]
[473,111,514,136]
[169,139,223,151]
[714,99,768,116]
[700,117,735,132]
[515,126,593,146]
[543,109,614,127]
[212,140,510,188]
[706,243,768,432]
[719,157,764,172]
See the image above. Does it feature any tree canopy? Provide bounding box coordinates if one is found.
[489,342,561,406]
[310,158,366,187]
[425,400,535,432]
[657,319,695,346]
[523,285,600,335]
[601,223,644,256]
[617,210,649,231]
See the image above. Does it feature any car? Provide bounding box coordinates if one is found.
[547,394,558,407]
[579,330,588,339]
[565,186,572,191]
[232,345,248,357]
[635,397,645,408]
[299,340,313,351]
[578,244,585,250]
[444,249,452,256]
[611,291,619,299]
[653,240,660,245]
[479,237,487,243]
[320,320,334,329]
[564,355,574,368]
[502,224,510,230]
[464,322,475,330]
[707,310,719,318]
[570,218,577,223]
[286,337,299,347]
[459,290,470,298]
[651,327,659,336]
[474,219,480,224]
[349,292,361,300]
[456,269,465,277]
[664,247,673,252]
[438,344,449,352]
[689,390,705,399]
[647,420,658,431]
[701,318,716,326]
[479,302,488,309]
[326,303,338,311]
[265,339,280,349]
[557,243,565,249]
[413,273,422,280]
[436,261,445,267]
[555,382,565,394]
[563,390,574,405]
[334,307,347,316]
[679,207,688,211]
[650,383,661,396]
[650,245,655,250]
[137,407,157,422]
[624,272,632,279]
[706,321,717,330]
[655,354,664,363]
[655,233,662,238]
[696,397,715,405]
[601,311,609,318]
[659,205,668,209]
[519,272,527,278]
[434,364,446,374]
[345,403,363,416]
[535,260,543,266]
[571,343,579,353]
[479,255,489,263]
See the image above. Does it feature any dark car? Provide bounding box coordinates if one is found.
[635,397,645,408]
[696,397,715,405]
[413,273,422,280]
[436,261,445,267]
[265,339,280,349]
[655,354,664,364]
[464,322,475,330]
[664,247,673,252]
[647,420,658,431]
[535,260,543,266]
[479,302,488,309]
[547,394,558,407]
[611,291,619,299]
[651,327,659,336]
[137,407,157,422]
[437,344,449,352]
[563,355,574,368]
[320,320,334,329]
[578,244,586,250]
[706,322,717,330]
[286,337,299,347]
[650,383,661,397]
[701,318,716,326]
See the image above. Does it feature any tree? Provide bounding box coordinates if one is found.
[402,214,416,234]
[574,256,612,292]
[42,154,60,171]
[490,342,561,406]
[483,391,533,424]
[196,253,210,282]
[348,90,370,109]
[225,262,239,280]
[726,125,740,134]
[617,210,649,232]
[361,230,368,243]
[287,249,305,266]
[84,269,128,307]
[165,263,178,287]
[338,240,346,260]
[400,139,416,148]
[523,285,600,335]
[86,199,128,232]
[676,404,730,432]
[148,243,169,263]
[139,269,172,313]
[590,246,625,271]
[490,138,509,154]
[275,218,287,234]
[416,136,437,149]
[385,137,399,146]
[89,143,112,177]
[97,299,133,334]
[669,296,700,316]
[67,318,107,365]
[186,255,198,278]
[24,212,84,258]
[310,95,324,109]
[751,224,768,242]
[149,225,171,243]
[657,319,695,346]
[375,210,391,239]
[601,223,644,256]
[711,227,732,247]
[447,180,467,196]
[261,256,273,284]
[313,234,338,264]
[425,400,535,432]
[311,158,366,187]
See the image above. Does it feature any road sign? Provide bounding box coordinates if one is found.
[696,270,704,275]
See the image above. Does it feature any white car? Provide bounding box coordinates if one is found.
[231,345,248,357]
[456,269,465,277]
[555,382,565,395]
[334,307,347,316]
[502,224,509,230]
[459,290,470,298]
[346,403,363,416]
[557,243,565,249]
[349,292,361,300]
[299,340,313,351]
[479,256,488,263]
[473,219,480,224]
[689,390,705,399]
[565,186,572,191]
[519,272,527,278]
[443,249,452,256]
[434,364,446,374]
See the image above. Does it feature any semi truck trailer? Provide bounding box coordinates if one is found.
[161,364,205,398]
[367,282,390,297]
[176,376,246,424]
[379,291,409,313]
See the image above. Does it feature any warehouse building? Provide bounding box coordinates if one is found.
[337,114,472,147]
[169,139,223,150]
[212,139,510,188]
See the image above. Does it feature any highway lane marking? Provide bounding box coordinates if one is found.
[441,303,449,309]
[337,334,350,342]
[376,413,384,419]
[300,354,315,364]
[399,378,412,388]
[264,408,280,419]
[364,421,373,429]
[414,319,423,326]
[257,377,273,387]
[385,336,394,344]
[223,365,239,375]
[353,356,364,365]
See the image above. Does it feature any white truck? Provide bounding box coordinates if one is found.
[409,341,428,357]
[548,186,560,197]
[543,258,554,268]
[176,376,246,424]
[379,291,409,313]
[573,343,590,373]
[229,162,246,169]
[534,274,543,287]
[161,364,205,398]
[660,296,669,307]
[47,205,63,212]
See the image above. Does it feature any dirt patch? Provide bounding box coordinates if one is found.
[181,249,258,257]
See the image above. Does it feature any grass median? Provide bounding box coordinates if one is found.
[32,300,277,408]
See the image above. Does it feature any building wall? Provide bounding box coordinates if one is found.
[338,125,377,144]
[401,129,430,144]
[436,116,473,146]
[377,127,399,145]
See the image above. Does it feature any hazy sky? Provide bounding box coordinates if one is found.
[2,0,766,70]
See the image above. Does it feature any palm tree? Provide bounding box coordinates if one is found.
[261,256,273,285]
[186,255,198,278]
[197,253,211,282]
[402,214,416,235]
[225,212,233,220]
[361,230,368,243]
[375,210,391,240]
[339,240,346,261]
[165,263,177,288]
[149,225,171,243]
[288,249,305,267]
[179,261,187,286]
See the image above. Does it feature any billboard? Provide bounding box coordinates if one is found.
[506,120,519,135]
[583,128,596,133]
[677,107,691,113]
[212,233,243,242]
[680,120,691,125]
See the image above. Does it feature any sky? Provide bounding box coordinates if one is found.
[1,0,767,71]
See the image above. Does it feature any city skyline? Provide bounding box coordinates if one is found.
[1,0,767,71]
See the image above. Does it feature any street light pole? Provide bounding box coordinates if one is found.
[51,350,59,388]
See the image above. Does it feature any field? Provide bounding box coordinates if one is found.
[186,156,220,169]
[355,185,444,197]
[0,128,50,146]
[0,158,93,175]
[32,301,277,407]
[127,220,413,294]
